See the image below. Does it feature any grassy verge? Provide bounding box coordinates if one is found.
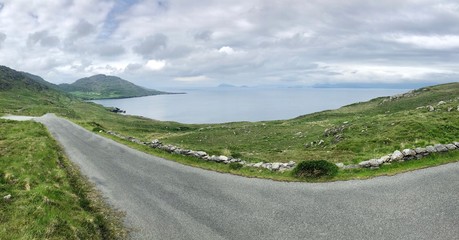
[97,129,459,182]
[0,119,126,239]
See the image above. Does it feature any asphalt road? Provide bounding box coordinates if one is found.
[35,114,459,240]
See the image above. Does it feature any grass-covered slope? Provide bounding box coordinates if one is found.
[0,120,126,239]
[58,74,167,99]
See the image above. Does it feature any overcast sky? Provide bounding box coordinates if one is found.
[0,0,458,88]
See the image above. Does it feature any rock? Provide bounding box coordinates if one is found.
[402,149,416,157]
[196,151,207,157]
[454,142,459,147]
[358,160,371,168]
[287,161,296,167]
[151,139,161,144]
[318,140,324,145]
[434,144,448,152]
[427,105,435,112]
[437,101,446,105]
[3,194,11,201]
[335,162,345,168]
[342,164,360,169]
[369,159,382,167]
[390,150,404,161]
[271,163,281,170]
[217,155,229,162]
[426,145,437,153]
[379,155,391,163]
[445,144,457,150]
[253,162,263,168]
[448,107,453,112]
[414,147,427,154]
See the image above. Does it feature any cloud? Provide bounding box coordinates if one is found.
[387,34,459,50]
[0,32,6,47]
[133,34,168,58]
[174,75,211,82]
[0,0,458,88]
[27,30,60,48]
[146,59,166,71]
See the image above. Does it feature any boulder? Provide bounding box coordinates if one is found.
[358,160,371,168]
[434,144,448,152]
[253,162,263,168]
[414,147,427,154]
[196,151,207,157]
[426,145,437,153]
[369,159,382,167]
[454,142,459,147]
[271,163,281,171]
[427,105,435,111]
[335,162,345,168]
[217,155,229,162]
[379,155,391,163]
[402,149,416,157]
[445,144,457,150]
[437,101,446,105]
[390,150,404,161]
[287,161,296,167]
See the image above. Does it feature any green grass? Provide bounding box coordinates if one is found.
[0,120,126,239]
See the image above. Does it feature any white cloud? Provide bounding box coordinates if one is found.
[145,59,166,71]
[174,75,211,82]
[387,34,459,50]
[218,46,236,55]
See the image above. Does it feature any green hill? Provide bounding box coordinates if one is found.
[59,74,168,99]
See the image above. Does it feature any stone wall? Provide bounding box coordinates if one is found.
[105,130,296,172]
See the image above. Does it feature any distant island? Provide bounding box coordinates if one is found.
[58,74,176,100]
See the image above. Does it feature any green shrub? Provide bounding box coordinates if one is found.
[228,162,243,170]
[292,160,338,178]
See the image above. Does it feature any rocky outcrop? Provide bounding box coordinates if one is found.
[105,130,296,171]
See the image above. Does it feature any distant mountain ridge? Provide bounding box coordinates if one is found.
[58,74,169,100]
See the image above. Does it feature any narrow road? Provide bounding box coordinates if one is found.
[35,114,459,240]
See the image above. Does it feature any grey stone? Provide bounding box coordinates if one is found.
[253,162,263,168]
[391,150,404,161]
[402,149,416,157]
[427,105,435,111]
[3,194,11,201]
[448,107,453,112]
[415,147,427,154]
[335,162,345,168]
[426,145,437,153]
[454,142,459,147]
[359,160,371,168]
[434,144,448,152]
[380,155,391,163]
[369,159,382,167]
[217,155,229,162]
[271,163,281,170]
[437,101,446,105]
[445,144,457,150]
[196,151,207,157]
[287,161,296,167]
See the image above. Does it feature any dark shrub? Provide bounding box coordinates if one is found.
[292,160,338,178]
[228,162,243,170]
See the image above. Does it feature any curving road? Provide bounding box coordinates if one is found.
[35,114,459,240]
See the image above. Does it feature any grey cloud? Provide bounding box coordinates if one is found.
[27,31,60,48]
[97,44,126,57]
[0,2,4,11]
[133,33,168,58]
[71,19,96,39]
[0,32,6,47]
[194,31,213,41]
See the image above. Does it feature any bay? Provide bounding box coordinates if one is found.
[92,88,408,124]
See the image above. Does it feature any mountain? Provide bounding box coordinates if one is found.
[59,74,169,100]
[0,65,52,92]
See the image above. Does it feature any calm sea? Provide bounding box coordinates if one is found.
[92,88,408,124]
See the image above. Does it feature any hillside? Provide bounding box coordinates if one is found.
[59,74,168,99]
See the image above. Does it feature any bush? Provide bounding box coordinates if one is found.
[292,160,338,178]
[228,162,243,170]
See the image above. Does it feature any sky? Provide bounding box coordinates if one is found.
[0,0,459,89]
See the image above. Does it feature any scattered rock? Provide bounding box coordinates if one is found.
[448,107,453,112]
[3,194,11,201]
[253,162,263,168]
[318,140,325,145]
[427,105,435,112]
[402,149,416,157]
[335,162,345,168]
[437,101,446,106]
